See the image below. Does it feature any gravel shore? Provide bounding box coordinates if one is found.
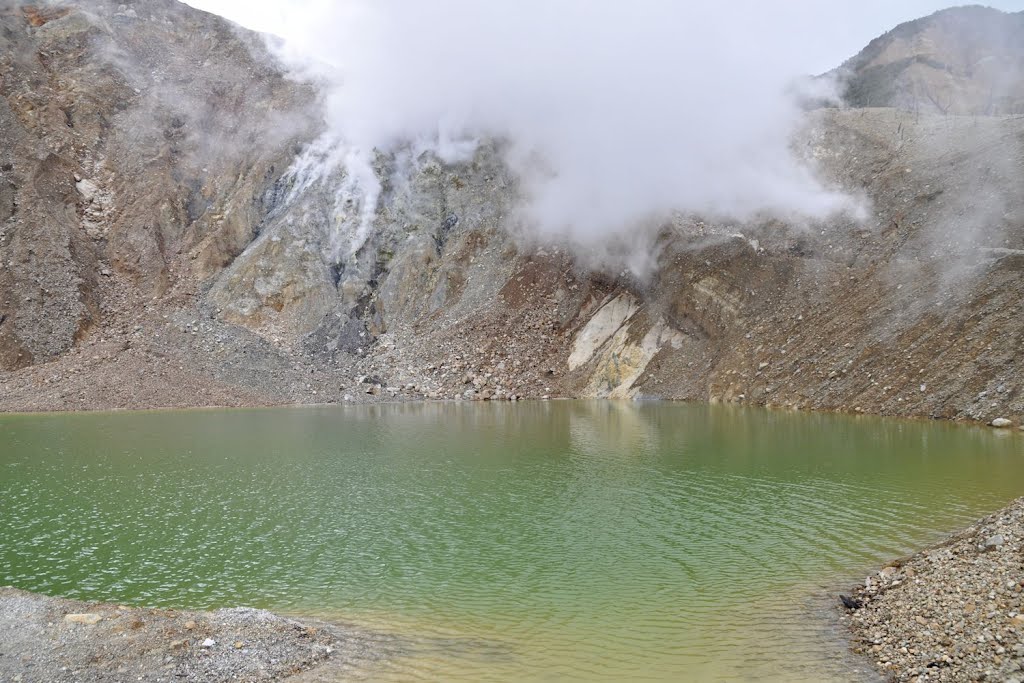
[0,587,387,682]
[844,498,1024,682]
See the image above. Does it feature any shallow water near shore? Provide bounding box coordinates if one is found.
[2,402,1023,681]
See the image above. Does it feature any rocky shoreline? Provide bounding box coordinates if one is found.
[0,587,388,682]
[844,498,1024,682]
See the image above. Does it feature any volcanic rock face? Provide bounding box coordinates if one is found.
[1,0,1024,422]
[0,0,317,369]
[837,6,1024,115]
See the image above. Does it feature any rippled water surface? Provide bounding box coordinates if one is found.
[3,402,1024,680]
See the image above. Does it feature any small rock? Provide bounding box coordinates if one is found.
[75,178,99,201]
[183,620,196,630]
[201,638,216,648]
[991,418,1012,428]
[64,613,102,625]
[984,534,1005,550]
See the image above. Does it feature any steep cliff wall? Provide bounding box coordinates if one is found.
[1,0,1023,426]
[0,0,317,370]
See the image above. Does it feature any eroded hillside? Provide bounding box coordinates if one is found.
[837,5,1024,114]
[1,0,1023,425]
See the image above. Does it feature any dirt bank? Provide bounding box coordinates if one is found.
[844,498,1024,682]
[0,587,388,682]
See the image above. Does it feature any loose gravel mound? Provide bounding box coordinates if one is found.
[0,587,384,682]
[845,499,1024,682]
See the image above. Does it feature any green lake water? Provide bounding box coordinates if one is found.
[2,401,1024,681]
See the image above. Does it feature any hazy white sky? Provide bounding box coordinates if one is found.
[185,0,1024,73]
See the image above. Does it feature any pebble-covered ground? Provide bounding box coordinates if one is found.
[0,587,390,682]
[845,499,1024,682]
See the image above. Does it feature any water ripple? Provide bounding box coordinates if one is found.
[1,402,1022,681]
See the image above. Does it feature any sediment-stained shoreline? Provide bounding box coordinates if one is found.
[843,498,1024,682]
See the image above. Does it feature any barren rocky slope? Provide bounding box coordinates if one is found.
[1,1,1023,426]
[837,5,1024,115]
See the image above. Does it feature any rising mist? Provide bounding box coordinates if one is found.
[258,1,867,260]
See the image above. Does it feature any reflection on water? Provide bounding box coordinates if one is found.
[1,402,1022,681]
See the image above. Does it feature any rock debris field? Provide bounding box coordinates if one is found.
[0,587,392,682]
[845,498,1024,682]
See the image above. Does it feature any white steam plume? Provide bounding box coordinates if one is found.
[266,1,869,259]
